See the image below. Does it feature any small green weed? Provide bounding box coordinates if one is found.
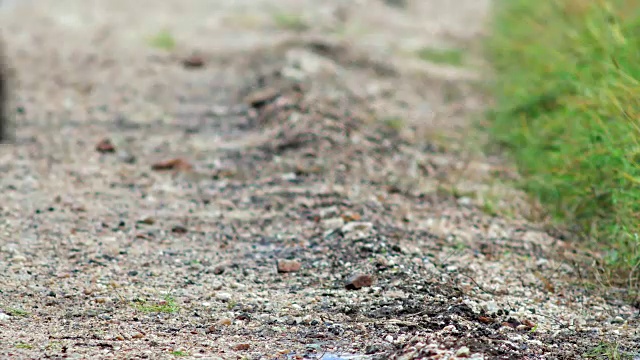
[15,343,33,349]
[381,117,405,132]
[148,29,176,51]
[5,308,29,317]
[583,341,632,360]
[272,12,309,32]
[133,295,179,313]
[171,351,189,357]
[416,47,465,66]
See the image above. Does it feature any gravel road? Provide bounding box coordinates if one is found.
[0,0,638,359]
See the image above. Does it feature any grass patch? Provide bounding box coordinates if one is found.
[583,341,634,360]
[171,351,189,357]
[5,307,30,317]
[486,0,640,285]
[132,295,179,313]
[416,47,465,66]
[381,116,406,133]
[272,12,309,32]
[15,343,33,350]
[148,29,176,51]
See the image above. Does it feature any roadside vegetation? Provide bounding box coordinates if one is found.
[486,0,640,289]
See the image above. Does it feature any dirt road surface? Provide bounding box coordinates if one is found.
[0,0,638,359]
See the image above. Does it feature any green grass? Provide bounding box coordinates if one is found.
[5,307,30,317]
[171,351,189,357]
[583,341,634,359]
[486,0,640,284]
[15,343,33,350]
[272,12,309,32]
[416,47,465,66]
[148,29,176,51]
[132,295,179,313]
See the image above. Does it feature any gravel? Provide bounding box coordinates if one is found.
[0,0,638,359]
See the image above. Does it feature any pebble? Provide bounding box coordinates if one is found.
[277,259,302,273]
[322,217,345,230]
[482,301,499,314]
[385,335,394,343]
[345,273,374,290]
[216,292,232,302]
[341,221,373,233]
[233,343,250,351]
[442,324,457,333]
[212,265,225,275]
[230,282,246,290]
[0,313,10,320]
[11,255,26,263]
[456,346,470,357]
[611,316,625,324]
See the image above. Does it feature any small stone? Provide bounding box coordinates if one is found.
[483,301,499,314]
[96,138,116,153]
[212,265,225,275]
[0,313,10,320]
[322,217,345,230]
[281,172,297,181]
[131,333,144,339]
[218,318,232,326]
[215,292,232,302]
[341,221,373,233]
[536,258,549,267]
[340,212,361,223]
[171,225,188,234]
[151,158,193,172]
[117,150,136,164]
[456,346,470,357]
[95,297,108,304]
[233,343,250,351]
[384,335,394,343]
[277,259,302,273]
[11,255,26,263]
[612,316,625,324]
[210,281,223,290]
[137,216,155,225]
[182,54,206,69]
[442,324,456,332]
[345,273,374,290]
